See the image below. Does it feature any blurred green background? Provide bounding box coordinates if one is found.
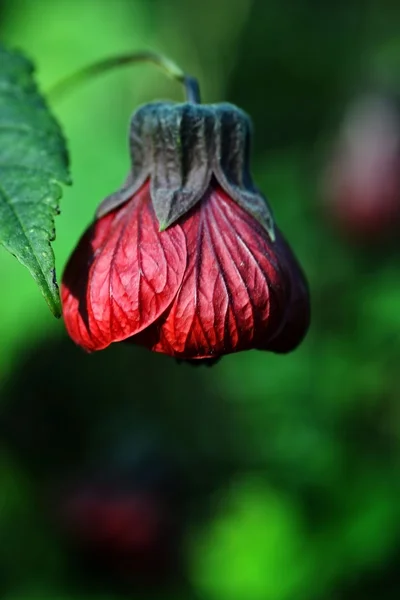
[1,0,400,599]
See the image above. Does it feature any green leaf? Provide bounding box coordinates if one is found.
[0,44,71,317]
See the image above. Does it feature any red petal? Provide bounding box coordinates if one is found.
[141,184,289,359]
[61,182,187,351]
[261,229,310,353]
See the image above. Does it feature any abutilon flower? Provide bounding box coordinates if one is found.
[62,101,310,360]
[59,467,183,580]
[322,92,400,239]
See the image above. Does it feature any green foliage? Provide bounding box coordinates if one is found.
[190,479,313,600]
[0,45,70,316]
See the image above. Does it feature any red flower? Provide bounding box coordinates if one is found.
[62,102,309,360]
[63,489,162,554]
[60,486,178,580]
[322,92,400,239]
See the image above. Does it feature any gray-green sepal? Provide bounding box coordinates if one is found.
[96,101,275,239]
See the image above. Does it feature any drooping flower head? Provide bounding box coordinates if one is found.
[322,91,400,239]
[62,100,310,361]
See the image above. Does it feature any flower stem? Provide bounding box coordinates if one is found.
[47,50,201,103]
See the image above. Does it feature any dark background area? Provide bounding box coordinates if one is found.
[0,1,400,599]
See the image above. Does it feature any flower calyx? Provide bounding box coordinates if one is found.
[97,101,275,240]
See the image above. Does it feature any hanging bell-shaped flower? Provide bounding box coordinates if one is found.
[62,87,310,361]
